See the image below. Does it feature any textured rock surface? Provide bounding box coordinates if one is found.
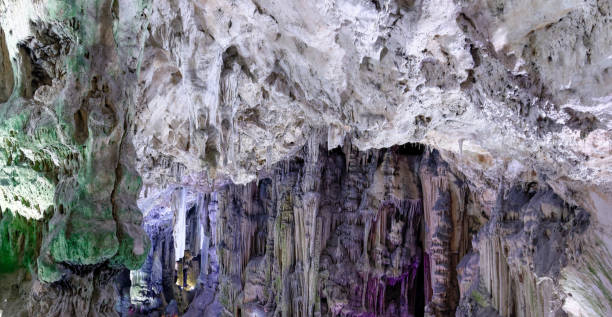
[0,0,149,315]
[125,141,597,317]
[0,0,610,316]
[133,0,612,189]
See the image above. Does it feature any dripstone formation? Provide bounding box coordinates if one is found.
[116,141,593,317]
[213,142,445,316]
[0,0,611,316]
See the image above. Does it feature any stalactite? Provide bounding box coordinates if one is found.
[417,150,474,315]
[424,252,432,305]
[241,212,257,276]
[202,144,479,317]
[196,193,210,282]
[172,187,187,263]
[460,185,588,317]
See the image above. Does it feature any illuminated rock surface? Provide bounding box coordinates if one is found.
[0,0,610,316]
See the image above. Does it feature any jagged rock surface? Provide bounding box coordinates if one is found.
[127,141,596,317]
[133,0,612,190]
[0,0,150,315]
[0,0,610,316]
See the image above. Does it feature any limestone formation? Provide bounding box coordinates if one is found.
[116,140,598,317]
[0,0,610,316]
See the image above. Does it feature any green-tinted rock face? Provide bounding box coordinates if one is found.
[48,221,119,265]
[36,254,63,284]
[0,114,60,220]
[110,229,149,270]
[0,210,41,273]
[0,0,150,290]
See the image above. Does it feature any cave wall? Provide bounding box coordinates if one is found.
[0,1,150,316]
[0,0,610,316]
[207,143,593,317]
[127,140,596,317]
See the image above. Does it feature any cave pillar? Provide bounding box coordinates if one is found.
[419,152,452,316]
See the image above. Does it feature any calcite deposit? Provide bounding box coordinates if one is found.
[0,0,610,316]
